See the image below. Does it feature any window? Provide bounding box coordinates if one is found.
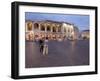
[68,28,70,32]
[41,25,45,31]
[58,26,61,32]
[64,28,66,32]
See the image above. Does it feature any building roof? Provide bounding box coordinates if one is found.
[25,20,73,25]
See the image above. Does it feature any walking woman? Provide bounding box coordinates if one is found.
[43,37,49,55]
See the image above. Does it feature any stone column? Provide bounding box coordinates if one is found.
[25,22,27,32]
[38,23,41,39]
[45,24,47,32]
[56,26,58,33]
[51,24,53,32]
[44,24,46,38]
[32,22,34,31]
[50,24,53,39]
[39,23,41,31]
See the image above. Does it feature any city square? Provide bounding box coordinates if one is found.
[25,40,89,68]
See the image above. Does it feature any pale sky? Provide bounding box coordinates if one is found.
[25,12,89,31]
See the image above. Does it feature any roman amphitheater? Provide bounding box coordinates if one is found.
[25,20,79,41]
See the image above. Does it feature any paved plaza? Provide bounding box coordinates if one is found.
[25,40,89,68]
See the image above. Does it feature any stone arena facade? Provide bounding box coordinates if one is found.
[25,20,79,41]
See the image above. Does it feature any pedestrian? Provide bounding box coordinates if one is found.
[39,38,44,53]
[43,37,48,55]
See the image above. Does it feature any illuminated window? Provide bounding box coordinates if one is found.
[27,22,32,31]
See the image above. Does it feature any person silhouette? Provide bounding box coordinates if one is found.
[43,37,48,55]
[39,38,44,53]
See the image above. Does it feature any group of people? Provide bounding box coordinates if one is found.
[39,37,49,55]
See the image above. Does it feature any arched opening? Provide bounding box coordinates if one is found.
[58,26,61,32]
[47,25,51,31]
[41,24,45,31]
[34,23,39,30]
[53,27,56,32]
[27,22,32,31]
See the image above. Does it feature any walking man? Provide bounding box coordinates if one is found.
[39,38,44,53]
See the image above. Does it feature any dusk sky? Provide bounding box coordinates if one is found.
[25,12,89,31]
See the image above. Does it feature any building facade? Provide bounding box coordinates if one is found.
[25,20,79,41]
[81,30,90,39]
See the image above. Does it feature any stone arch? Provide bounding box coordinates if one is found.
[34,23,39,30]
[58,26,61,32]
[27,22,33,31]
[52,26,56,32]
[47,25,51,31]
[41,24,45,31]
